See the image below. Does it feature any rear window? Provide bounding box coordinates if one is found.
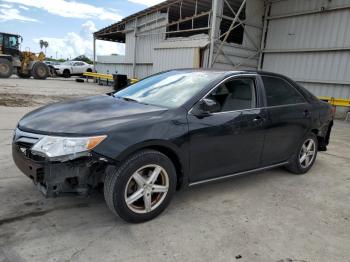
[262,76,306,107]
[296,83,320,102]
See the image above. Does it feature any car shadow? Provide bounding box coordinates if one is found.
[0,166,291,233]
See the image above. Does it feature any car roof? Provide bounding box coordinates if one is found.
[168,68,289,79]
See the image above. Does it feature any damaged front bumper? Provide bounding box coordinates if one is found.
[12,129,109,197]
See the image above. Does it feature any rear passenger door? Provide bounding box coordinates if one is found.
[261,75,311,165]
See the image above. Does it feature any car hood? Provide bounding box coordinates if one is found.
[18,94,168,135]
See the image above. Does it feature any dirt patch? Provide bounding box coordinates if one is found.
[0,93,79,107]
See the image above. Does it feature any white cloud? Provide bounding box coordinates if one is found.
[3,0,122,21]
[19,5,29,10]
[0,3,13,8]
[0,8,38,22]
[35,20,125,60]
[128,0,165,7]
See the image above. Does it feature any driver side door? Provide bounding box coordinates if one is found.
[187,75,267,183]
[72,62,83,74]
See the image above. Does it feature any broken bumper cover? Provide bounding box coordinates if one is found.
[12,128,110,197]
[12,142,94,197]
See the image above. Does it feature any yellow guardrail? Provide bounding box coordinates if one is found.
[83,72,138,84]
[318,96,350,107]
[83,72,113,80]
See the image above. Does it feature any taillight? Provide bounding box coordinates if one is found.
[331,106,336,117]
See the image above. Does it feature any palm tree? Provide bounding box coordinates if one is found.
[43,41,49,55]
[39,40,49,54]
[39,39,44,50]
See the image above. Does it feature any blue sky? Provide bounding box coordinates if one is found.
[0,0,162,59]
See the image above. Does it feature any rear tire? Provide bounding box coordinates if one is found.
[285,133,318,175]
[32,62,49,80]
[0,58,13,78]
[104,149,177,223]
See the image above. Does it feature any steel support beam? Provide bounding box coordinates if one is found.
[263,47,350,53]
[132,18,138,78]
[211,0,247,67]
[258,2,270,70]
[93,36,96,71]
[208,0,219,68]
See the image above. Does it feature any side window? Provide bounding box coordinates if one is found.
[262,76,305,106]
[207,78,256,112]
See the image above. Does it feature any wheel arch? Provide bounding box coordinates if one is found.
[310,119,333,151]
[115,140,186,190]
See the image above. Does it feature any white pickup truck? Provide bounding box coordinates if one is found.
[54,60,93,78]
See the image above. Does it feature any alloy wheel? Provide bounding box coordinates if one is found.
[299,138,316,169]
[124,164,169,214]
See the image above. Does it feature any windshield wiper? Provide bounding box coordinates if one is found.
[112,95,139,103]
[122,97,139,103]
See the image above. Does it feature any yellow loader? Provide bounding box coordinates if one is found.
[0,32,49,79]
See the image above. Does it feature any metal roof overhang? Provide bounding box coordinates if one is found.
[94,0,245,43]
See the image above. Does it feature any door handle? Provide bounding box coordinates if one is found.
[303,110,311,118]
[253,115,264,123]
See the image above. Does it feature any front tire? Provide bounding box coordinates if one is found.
[104,149,177,223]
[63,69,70,78]
[0,58,13,78]
[286,133,318,175]
[32,62,49,80]
[17,71,31,79]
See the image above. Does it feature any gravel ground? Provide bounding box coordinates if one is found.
[0,76,112,106]
[0,78,349,262]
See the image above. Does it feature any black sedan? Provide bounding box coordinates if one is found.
[12,69,334,222]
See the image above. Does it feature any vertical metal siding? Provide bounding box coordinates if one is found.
[299,82,350,99]
[270,0,350,16]
[153,48,199,74]
[95,63,152,79]
[263,0,350,98]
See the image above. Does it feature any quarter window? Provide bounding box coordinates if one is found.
[207,78,256,112]
[262,76,305,106]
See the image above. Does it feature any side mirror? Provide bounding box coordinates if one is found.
[192,98,220,117]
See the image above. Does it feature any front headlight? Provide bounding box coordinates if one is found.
[31,135,106,161]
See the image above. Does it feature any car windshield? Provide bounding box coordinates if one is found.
[114,71,222,108]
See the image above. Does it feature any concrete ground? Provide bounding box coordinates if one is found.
[0,78,349,262]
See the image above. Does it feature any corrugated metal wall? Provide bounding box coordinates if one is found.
[118,11,168,78]
[262,0,350,98]
[95,63,152,79]
[96,55,152,79]
[153,47,200,73]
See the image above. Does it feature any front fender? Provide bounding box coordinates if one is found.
[114,139,184,164]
